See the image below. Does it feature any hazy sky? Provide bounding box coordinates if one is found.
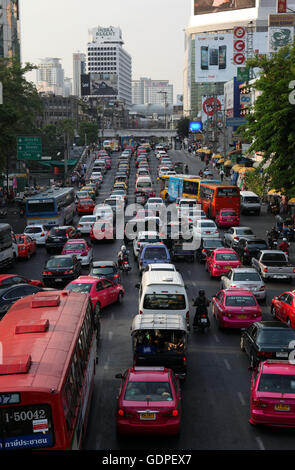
[20,0,191,98]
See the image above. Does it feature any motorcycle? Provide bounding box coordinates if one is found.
[120,253,131,274]
[193,313,210,333]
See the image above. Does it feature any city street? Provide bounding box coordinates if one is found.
[5,147,295,451]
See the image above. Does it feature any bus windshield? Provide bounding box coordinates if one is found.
[27,200,55,214]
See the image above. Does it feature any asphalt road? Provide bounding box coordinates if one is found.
[4,148,295,451]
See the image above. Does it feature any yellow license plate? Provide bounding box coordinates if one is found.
[225,266,232,269]
[140,412,156,420]
[238,315,247,319]
[275,404,290,411]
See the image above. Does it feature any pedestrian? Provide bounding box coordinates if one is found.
[219,168,225,181]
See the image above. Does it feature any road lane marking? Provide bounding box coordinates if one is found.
[237,391,246,406]
[255,437,265,450]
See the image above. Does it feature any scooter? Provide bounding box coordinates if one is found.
[193,312,210,333]
[120,253,131,274]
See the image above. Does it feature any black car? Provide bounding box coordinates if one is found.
[196,238,224,263]
[240,321,295,368]
[42,254,82,286]
[235,238,269,264]
[89,260,121,284]
[0,284,44,319]
[45,226,81,253]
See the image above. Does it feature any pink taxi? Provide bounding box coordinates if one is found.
[212,288,262,329]
[206,248,241,278]
[61,238,93,266]
[216,209,239,228]
[250,360,295,427]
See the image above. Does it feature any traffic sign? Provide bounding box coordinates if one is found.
[226,117,246,127]
[17,136,42,160]
[234,27,246,38]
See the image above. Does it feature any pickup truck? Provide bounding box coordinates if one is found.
[251,250,295,281]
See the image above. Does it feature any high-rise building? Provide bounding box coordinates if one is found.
[0,0,20,59]
[132,77,174,105]
[183,0,295,118]
[86,26,132,106]
[73,52,86,97]
[36,58,65,96]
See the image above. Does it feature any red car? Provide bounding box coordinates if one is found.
[0,274,43,287]
[77,198,94,215]
[250,360,295,427]
[212,288,262,329]
[64,275,124,316]
[90,220,115,242]
[115,367,181,435]
[216,209,239,228]
[206,248,241,278]
[15,234,36,260]
[271,291,295,328]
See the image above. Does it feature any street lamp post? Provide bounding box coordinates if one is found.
[157,91,168,129]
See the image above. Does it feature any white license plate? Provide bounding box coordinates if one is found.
[201,318,208,323]
[55,278,63,282]
[276,352,288,358]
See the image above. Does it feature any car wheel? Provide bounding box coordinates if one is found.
[117,291,123,304]
[94,302,101,322]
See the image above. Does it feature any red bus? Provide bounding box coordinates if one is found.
[198,183,240,218]
[0,290,98,450]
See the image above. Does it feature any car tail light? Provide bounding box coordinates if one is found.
[264,268,268,273]
[64,270,74,274]
[257,351,273,358]
[117,409,125,417]
[77,224,81,228]
[81,251,87,256]
[252,399,268,409]
[230,284,237,288]
[43,271,50,275]
[171,409,179,417]
[41,232,45,237]
[259,286,265,291]
[183,356,187,365]
[113,274,119,279]
[234,236,239,239]
[139,310,143,315]
[186,311,189,322]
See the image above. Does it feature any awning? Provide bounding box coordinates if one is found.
[267,189,282,196]
[288,198,295,205]
[224,160,233,167]
[232,164,244,172]
[238,167,255,174]
[218,158,225,163]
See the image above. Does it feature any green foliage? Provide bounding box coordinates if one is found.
[243,169,268,201]
[77,121,99,146]
[239,44,295,197]
[0,58,42,169]
[177,117,190,138]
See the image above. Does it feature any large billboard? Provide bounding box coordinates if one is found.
[195,31,268,83]
[81,73,118,97]
[268,14,294,53]
[194,0,255,15]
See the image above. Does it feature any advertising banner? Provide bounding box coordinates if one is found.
[195,31,268,83]
[81,73,118,97]
[194,0,255,16]
[268,14,294,53]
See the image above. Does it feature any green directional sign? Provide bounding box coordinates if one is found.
[17,136,42,160]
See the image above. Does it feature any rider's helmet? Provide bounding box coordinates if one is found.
[121,245,126,252]
[199,289,205,297]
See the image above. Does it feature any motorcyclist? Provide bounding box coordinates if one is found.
[193,290,210,328]
[117,245,128,269]
[279,238,290,253]
[267,226,279,247]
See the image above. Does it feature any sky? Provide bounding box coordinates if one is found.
[20,0,192,100]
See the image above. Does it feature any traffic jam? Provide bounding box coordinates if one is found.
[1,141,295,449]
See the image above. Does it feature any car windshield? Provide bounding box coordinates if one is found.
[143,248,167,259]
[66,283,92,293]
[225,295,256,307]
[199,222,216,228]
[221,210,237,216]
[64,243,85,250]
[258,374,295,393]
[247,241,268,249]
[233,272,261,281]
[204,240,223,248]
[25,227,42,233]
[46,257,73,268]
[80,200,92,205]
[50,228,67,236]
[215,253,238,261]
[137,182,152,188]
[258,330,295,346]
[143,294,185,310]
[244,197,260,203]
[140,236,161,243]
[16,237,26,244]
[124,381,173,401]
[236,228,253,235]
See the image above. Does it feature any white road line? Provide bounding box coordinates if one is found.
[108,331,113,341]
[237,391,246,406]
[224,358,231,370]
[213,333,220,343]
[255,436,265,450]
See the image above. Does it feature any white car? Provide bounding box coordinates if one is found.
[77,215,97,234]
[145,198,165,211]
[193,219,219,239]
[144,263,178,273]
[133,231,163,259]
[23,225,49,245]
[93,205,114,221]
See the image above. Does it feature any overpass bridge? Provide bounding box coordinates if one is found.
[101,128,178,139]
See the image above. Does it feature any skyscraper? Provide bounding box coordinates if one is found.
[0,0,20,59]
[132,78,173,105]
[73,52,86,97]
[36,58,65,96]
[86,26,132,106]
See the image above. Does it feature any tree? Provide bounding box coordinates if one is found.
[243,169,268,201]
[0,58,42,171]
[77,121,99,146]
[177,117,190,138]
[239,44,295,197]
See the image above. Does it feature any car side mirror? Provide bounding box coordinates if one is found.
[135,283,140,289]
[115,373,123,379]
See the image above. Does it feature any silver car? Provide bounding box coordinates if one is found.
[220,267,266,301]
[77,215,97,234]
[223,226,255,248]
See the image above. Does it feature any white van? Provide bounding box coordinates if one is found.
[136,270,189,326]
[0,223,17,268]
[240,191,261,215]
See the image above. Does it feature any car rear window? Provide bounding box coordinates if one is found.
[143,247,167,259]
[66,283,92,293]
[124,381,173,401]
[46,257,73,268]
[258,330,295,346]
[204,240,223,248]
[16,237,26,244]
[50,228,67,236]
[233,272,261,281]
[215,253,238,261]
[143,294,186,310]
[244,197,260,203]
[225,295,256,307]
[25,227,42,233]
[247,241,268,249]
[221,210,237,216]
[64,243,85,250]
[258,374,295,393]
[91,266,114,275]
